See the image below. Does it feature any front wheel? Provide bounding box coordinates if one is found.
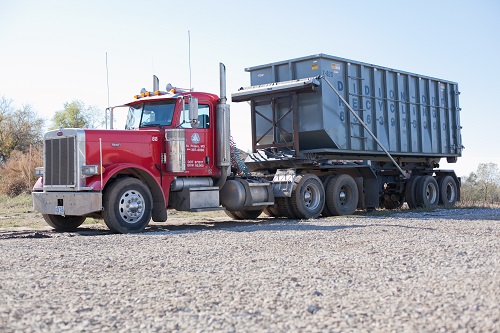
[43,214,86,232]
[103,178,153,233]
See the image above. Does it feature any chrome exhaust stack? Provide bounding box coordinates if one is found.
[215,63,231,188]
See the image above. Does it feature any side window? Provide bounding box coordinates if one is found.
[181,104,210,129]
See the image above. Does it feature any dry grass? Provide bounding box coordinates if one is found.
[1,193,497,230]
[0,194,231,230]
[456,201,500,209]
[0,194,104,229]
[0,193,46,229]
[0,149,43,197]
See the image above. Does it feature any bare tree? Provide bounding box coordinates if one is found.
[0,97,44,164]
[476,162,500,204]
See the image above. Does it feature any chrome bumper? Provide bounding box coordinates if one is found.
[32,192,102,216]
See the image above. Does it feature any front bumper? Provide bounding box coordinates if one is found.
[32,192,102,216]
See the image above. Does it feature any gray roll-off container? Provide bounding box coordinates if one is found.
[232,54,463,214]
[233,53,462,161]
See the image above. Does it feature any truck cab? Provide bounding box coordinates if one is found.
[123,90,219,178]
[33,63,273,233]
[33,76,228,233]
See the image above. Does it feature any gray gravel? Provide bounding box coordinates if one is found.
[0,208,499,332]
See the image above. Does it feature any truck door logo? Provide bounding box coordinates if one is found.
[191,133,200,144]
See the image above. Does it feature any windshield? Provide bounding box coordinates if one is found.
[125,101,176,129]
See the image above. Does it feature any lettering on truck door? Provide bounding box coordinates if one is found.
[181,103,214,175]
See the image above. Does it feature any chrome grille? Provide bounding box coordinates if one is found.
[45,136,76,186]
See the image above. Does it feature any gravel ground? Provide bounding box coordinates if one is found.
[0,208,499,332]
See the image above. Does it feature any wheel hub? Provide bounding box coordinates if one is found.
[339,188,347,205]
[304,191,312,205]
[426,183,437,203]
[118,190,145,224]
[303,185,320,209]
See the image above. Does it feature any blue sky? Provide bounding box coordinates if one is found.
[1,0,499,176]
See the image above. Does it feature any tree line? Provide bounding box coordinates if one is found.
[460,163,500,206]
[0,96,104,196]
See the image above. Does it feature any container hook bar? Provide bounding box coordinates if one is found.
[321,76,408,179]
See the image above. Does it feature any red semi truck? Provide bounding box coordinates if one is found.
[32,55,462,233]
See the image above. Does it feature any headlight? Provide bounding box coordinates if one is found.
[81,165,102,177]
[34,167,44,176]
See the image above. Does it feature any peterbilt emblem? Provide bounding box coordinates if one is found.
[191,133,200,145]
[111,143,121,147]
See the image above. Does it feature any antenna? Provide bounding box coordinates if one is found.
[188,30,192,91]
[106,52,110,129]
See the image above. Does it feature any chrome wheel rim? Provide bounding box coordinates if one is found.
[304,183,321,210]
[118,189,145,224]
[446,183,456,203]
[426,183,438,204]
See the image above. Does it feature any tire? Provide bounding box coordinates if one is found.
[225,209,263,220]
[437,175,458,208]
[276,197,296,219]
[325,174,358,216]
[224,210,240,219]
[321,175,336,217]
[264,205,281,218]
[42,214,86,232]
[103,178,153,233]
[415,175,439,209]
[404,176,421,209]
[289,174,325,219]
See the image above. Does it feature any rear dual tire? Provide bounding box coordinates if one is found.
[405,175,458,209]
[289,174,325,219]
[257,174,326,220]
[265,174,358,219]
[437,175,458,208]
[323,174,359,216]
[415,176,439,209]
